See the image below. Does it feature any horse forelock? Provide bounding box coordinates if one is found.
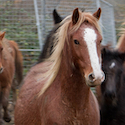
[39,10,101,96]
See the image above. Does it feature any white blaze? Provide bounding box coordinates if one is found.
[83,28,102,79]
[109,62,115,69]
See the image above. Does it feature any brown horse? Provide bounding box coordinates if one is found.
[96,48,125,125]
[0,32,23,124]
[15,8,105,125]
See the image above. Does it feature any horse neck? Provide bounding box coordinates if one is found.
[57,42,90,108]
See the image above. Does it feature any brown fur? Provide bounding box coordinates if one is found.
[15,8,102,125]
[0,32,23,124]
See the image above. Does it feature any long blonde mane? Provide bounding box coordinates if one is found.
[116,22,125,52]
[39,10,101,96]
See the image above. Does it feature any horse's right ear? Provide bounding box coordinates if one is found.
[93,8,101,20]
[53,9,62,24]
[0,32,5,41]
[72,8,79,25]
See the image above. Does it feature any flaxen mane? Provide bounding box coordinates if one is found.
[39,10,101,95]
[116,22,125,52]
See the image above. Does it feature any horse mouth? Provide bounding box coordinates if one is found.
[104,92,117,106]
[88,83,101,87]
[85,79,102,87]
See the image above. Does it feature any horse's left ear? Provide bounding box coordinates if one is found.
[0,32,5,40]
[72,8,79,25]
[93,8,101,20]
[53,9,62,24]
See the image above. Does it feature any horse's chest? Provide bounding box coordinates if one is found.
[42,105,98,125]
[45,113,95,125]
[40,90,99,125]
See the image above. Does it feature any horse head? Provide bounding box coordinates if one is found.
[101,48,125,105]
[68,8,105,87]
[39,8,105,95]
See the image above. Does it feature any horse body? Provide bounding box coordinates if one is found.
[0,32,23,124]
[15,8,104,125]
[96,48,125,125]
[15,61,100,125]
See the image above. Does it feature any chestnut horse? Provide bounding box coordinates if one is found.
[15,8,105,125]
[96,48,125,125]
[0,32,23,124]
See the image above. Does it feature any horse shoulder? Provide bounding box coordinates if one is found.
[15,77,42,124]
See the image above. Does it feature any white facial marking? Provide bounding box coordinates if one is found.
[83,28,102,79]
[109,62,115,69]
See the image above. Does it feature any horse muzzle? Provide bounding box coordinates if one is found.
[104,91,117,106]
[86,71,105,87]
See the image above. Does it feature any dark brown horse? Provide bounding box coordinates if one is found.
[0,32,23,124]
[37,9,62,63]
[96,48,125,125]
[15,8,105,125]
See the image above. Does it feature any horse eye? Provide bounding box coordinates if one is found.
[1,48,3,51]
[74,40,79,45]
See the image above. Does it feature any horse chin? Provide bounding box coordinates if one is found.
[86,80,102,87]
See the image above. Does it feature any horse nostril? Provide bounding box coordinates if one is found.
[88,73,95,83]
